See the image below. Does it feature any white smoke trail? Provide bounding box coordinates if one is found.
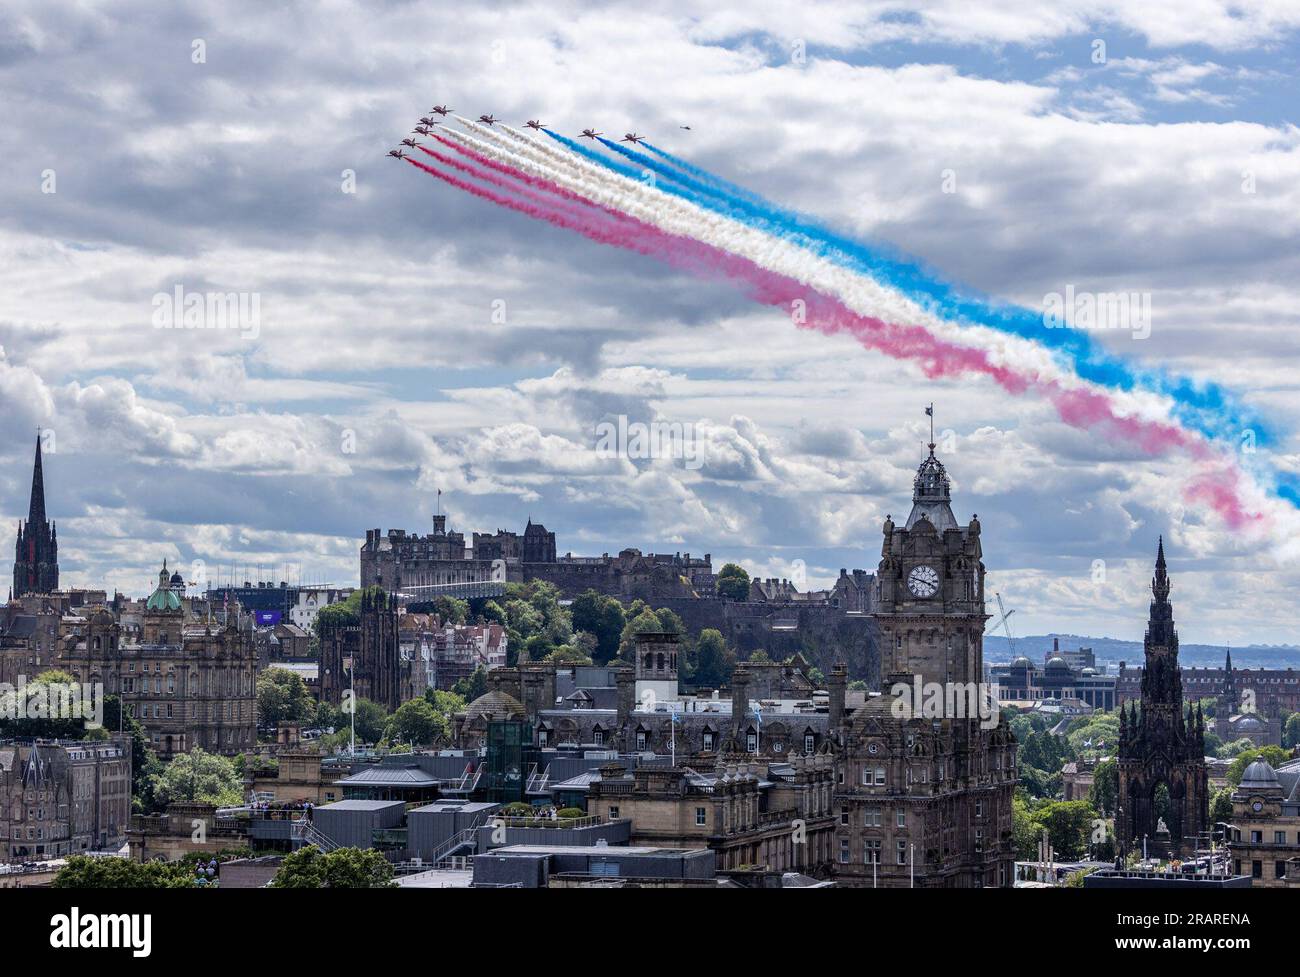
[445,120,1176,424]
[429,119,1300,538]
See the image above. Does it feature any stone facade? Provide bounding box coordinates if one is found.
[318,587,429,711]
[1116,539,1209,858]
[831,445,1018,888]
[359,517,879,681]
[586,756,836,872]
[248,748,344,806]
[58,566,258,758]
[1228,759,1300,887]
[126,802,252,862]
[1107,649,1300,717]
[0,736,132,860]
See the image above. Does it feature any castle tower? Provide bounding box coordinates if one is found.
[13,434,59,596]
[1117,538,1208,856]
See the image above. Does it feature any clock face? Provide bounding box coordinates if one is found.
[907,564,940,598]
[1252,801,1263,812]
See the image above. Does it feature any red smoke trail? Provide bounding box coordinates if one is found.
[427,134,631,222]
[405,154,1030,388]
[403,153,1260,527]
[416,143,613,229]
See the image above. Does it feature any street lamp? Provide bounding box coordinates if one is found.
[1213,821,1239,878]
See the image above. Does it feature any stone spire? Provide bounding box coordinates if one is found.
[27,432,47,527]
[13,433,59,596]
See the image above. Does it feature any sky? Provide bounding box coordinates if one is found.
[2,1,1299,646]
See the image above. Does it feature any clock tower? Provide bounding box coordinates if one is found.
[873,442,987,688]
[830,434,1017,888]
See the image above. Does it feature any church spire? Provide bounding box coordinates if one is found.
[27,432,47,527]
[1152,535,1170,602]
[13,432,58,597]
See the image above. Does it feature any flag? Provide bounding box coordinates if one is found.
[925,405,933,416]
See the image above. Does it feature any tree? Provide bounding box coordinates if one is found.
[570,591,626,664]
[1012,794,1041,860]
[1210,788,1234,829]
[653,606,686,639]
[1035,800,1097,860]
[385,698,448,746]
[1218,736,1256,759]
[312,586,384,636]
[349,698,389,744]
[149,748,243,809]
[617,606,668,660]
[478,599,508,626]
[270,846,396,888]
[257,667,315,729]
[1226,745,1291,787]
[715,563,751,602]
[1285,713,1300,750]
[98,694,162,811]
[523,632,555,663]
[691,629,735,688]
[429,595,469,625]
[1065,713,1119,757]
[0,668,88,740]
[53,855,200,889]
[544,645,594,665]
[1088,759,1119,816]
[452,666,489,702]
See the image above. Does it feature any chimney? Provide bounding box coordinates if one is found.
[829,662,847,730]
[615,666,635,728]
[519,663,556,724]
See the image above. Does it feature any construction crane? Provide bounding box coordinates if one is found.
[985,591,1016,656]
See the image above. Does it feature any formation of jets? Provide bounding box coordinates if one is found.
[390,104,685,161]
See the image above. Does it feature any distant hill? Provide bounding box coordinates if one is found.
[984,633,1300,670]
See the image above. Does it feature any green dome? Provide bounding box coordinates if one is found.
[146,587,182,611]
[145,561,182,611]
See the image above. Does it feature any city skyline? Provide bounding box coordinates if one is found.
[3,2,1300,645]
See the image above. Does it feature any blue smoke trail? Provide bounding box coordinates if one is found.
[548,129,1265,452]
